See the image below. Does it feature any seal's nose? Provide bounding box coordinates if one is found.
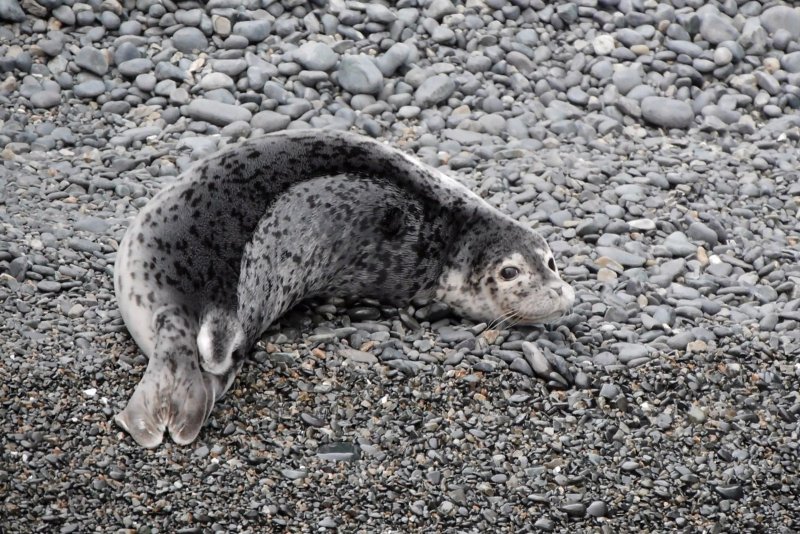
[548,281,575,307]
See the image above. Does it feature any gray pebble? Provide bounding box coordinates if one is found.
[172,27,208,53]
[113,42,140,66]
[599,383,619,399]
[699,12,740,44]
[30,90,61,109]
[73,80,105,99]
[294,41,338,71]
[337,55,384,94]
[75,47,109,76]
[251,110,291,133]
[0,0,25,22]
[118,58,154,77]
[377,43,412,77]
[425,0,457,20]
[37,280,62,292]
[415,74,456,108]
[232,20,271,43]
[641,97,695,129]
[52,5,75,26]
[664,232,697,257]
[760,5,800,39]
[586,501,608,517]
[687,222,719,247]
[186,98,252,126]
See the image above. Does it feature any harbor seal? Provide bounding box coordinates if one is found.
[114,129,575,448]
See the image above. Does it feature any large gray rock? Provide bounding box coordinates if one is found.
[641,97,695,129]
[75,47,109,76]
[365,4,396,24]
[761,5,800,38]
[118,58,154,77]
[52,4,74,25]
[294,41,338,71]
[337,55,384,94]
[0,0,25,21]
[73,80,106,99]
[172,27,208,53]
[114,42,141,66]
[415,74,456,108]
[186,98,252,126]
[250,110,291,133]
[376,43,412,76]
[232,20,270,42]
[699,12,739,44]
[30,90,61,109]
[612,66,642,95]
[425,0,456,20]
[780,51,800,73]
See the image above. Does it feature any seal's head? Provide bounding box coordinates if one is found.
[435,217,574,325]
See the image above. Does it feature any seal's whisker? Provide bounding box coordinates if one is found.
[490,310,518,331]
[506,310,524,330]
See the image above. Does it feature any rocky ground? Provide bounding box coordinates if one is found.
[1,0,800,532]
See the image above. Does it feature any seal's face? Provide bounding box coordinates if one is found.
[435,222,575,326]
[481,251,575,324]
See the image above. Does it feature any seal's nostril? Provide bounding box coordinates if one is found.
[553,286,563,296]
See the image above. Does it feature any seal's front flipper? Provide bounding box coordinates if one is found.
[115,311,213,448]
[197,308,245,376]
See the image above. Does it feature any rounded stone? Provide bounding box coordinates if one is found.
[713,46,733,66]
[337,55,384,95]
[118,58,154,77]
[415,74,456,108]
[251,110,291,133]
[37,280,62,292]
[641,97,695,129]
[73,80,106,98]
[185,98,252,126]
[593,34,615,56]
[780,52,800,73]
[294,41,338,71]
[761,5,800,39]
[232,20,271,43]
[699,12,740,44]
[376,42,412,76]
[172,27,208,54]
[30,90,61,109]
[75,46,109,76]
[198,72,234,91]
[586,501,609,517]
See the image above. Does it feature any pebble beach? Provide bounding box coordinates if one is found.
[1,0,799,532]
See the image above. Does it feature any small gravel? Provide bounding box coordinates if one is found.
[1,1,799,532]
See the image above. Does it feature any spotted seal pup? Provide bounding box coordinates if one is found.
[114,129,575,448]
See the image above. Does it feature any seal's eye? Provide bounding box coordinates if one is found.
[499,266,520,281]
[547,258,557,272]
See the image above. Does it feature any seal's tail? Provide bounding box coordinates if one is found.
[114,311,226,448]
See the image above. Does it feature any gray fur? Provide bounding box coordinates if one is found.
[114,130,574,448]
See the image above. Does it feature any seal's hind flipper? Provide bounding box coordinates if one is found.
[115,311,215,448]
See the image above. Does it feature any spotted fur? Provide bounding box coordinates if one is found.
[114,130,574,448]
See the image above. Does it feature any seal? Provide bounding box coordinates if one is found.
[114,129,575,448]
